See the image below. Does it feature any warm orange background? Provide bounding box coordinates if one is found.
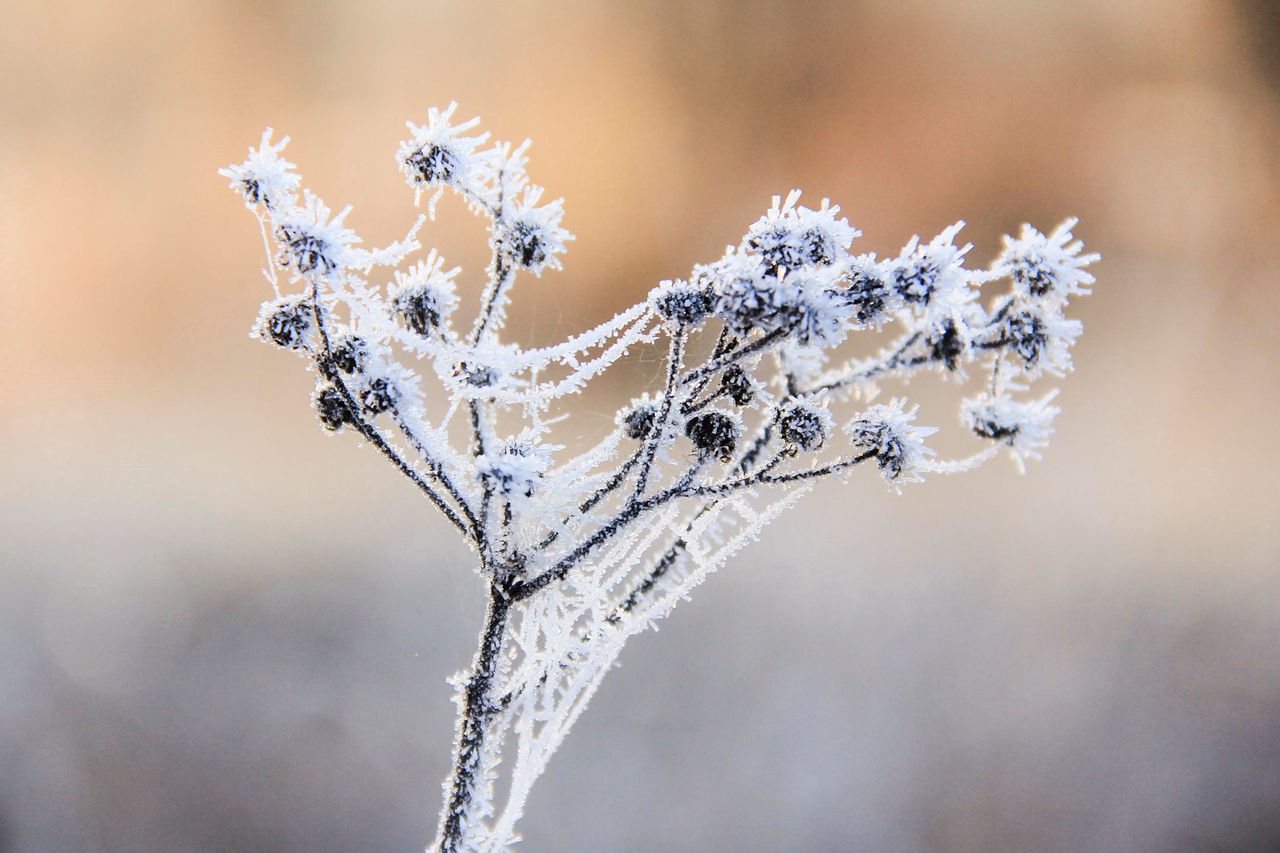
[3,1,1279,850]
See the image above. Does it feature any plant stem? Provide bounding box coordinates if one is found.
[437,582,512,852]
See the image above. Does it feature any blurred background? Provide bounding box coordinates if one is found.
[3,0,1279,850]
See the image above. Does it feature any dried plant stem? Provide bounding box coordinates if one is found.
[438,583,513,852]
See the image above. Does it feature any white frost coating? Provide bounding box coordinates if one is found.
[222,105,1098,853]
[995,217,1099,305]
[219,128,300,211]
[846,398,938,486]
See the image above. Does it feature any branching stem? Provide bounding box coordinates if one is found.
[436,583,512,852]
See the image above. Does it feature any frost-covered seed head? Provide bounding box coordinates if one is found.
[841,263,894,326]
[778,400,833,453]
[404,144,459,185]
[395,286,448,336]
[275,224,336,276]
[651,280,715,327]
[995,219,1098,305]
[961,392,1060,471]
[747,224,808,276]
[719,365,756,406]
[1003,309,1049,368]
[992,302,1081,376]
[396,103,493,201]
[622,403,657,440]
[270,193,360,279]
[926,317,966,371]
[886,224,973,315]
[1013,254,1055,297]
[313,384,353,432]
[479,441,554,499]
[850,421,905,477]
[504,187,571,276]
[359,376,398,416]
[220,129,299,211]
[390,253,460,336]
[685,410,740,461]
[788,274,852,348]
[801,228,839,266]
[965,404,1019,441]
[331,334,368,375]
[744,191,858,275]
[709,254,792,335]
[258,295,312,350]
[511,222,546,269]
[891,257,940,306]
[846,400,936,483]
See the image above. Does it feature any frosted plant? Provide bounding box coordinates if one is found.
[222,106,1097,852]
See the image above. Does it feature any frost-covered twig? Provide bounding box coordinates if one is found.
[223,109,1097,852]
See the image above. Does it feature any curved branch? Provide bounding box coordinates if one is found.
[308,284,473,539]
[510,449,876,601]
[630,326,686,501]
[679,324,791,387]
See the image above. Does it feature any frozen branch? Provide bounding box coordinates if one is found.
[223,109,1097,852]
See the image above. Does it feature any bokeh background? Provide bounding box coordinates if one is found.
[3,1,1280,850]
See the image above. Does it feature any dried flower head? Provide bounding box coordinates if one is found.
[391,251,460,336]
[996,218,1098,304]
[651,279,715,328]
[846,399,937,483]
[744,190,859,274]
[962,391,1060,472]
[397,102,494,206]
[504,186,571,275]
[255,294,312,350]
[330,333,368,375]
[778,398,834,453]
[219,128,299,211]
[479,439,556,500]
[685,409,741,460]
[313,384,353,432]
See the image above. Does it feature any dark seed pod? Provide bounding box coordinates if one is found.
[842,267,892,325]
[623,404,657,440]
[509,221,547,269]
[404,143,458,184]
[1011,254,1055,297]
[653,282,714,327]
[275,225,336,276]
[891,260,939,306]
[685,411,739,461]
[778,403,829,453]
[239,178,265,206]
[1004,310,1049,368]
[970,415,1019,442]
[926,318,965,371]
[359,377,397,416]
[746,225,805,276]
[394,288,445,336]
[313,385,352,432]
[801,227,838,266]
[848,420,908,480]
[331,334,368,374]
[262,296,312,349]
[719,365,755,406]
